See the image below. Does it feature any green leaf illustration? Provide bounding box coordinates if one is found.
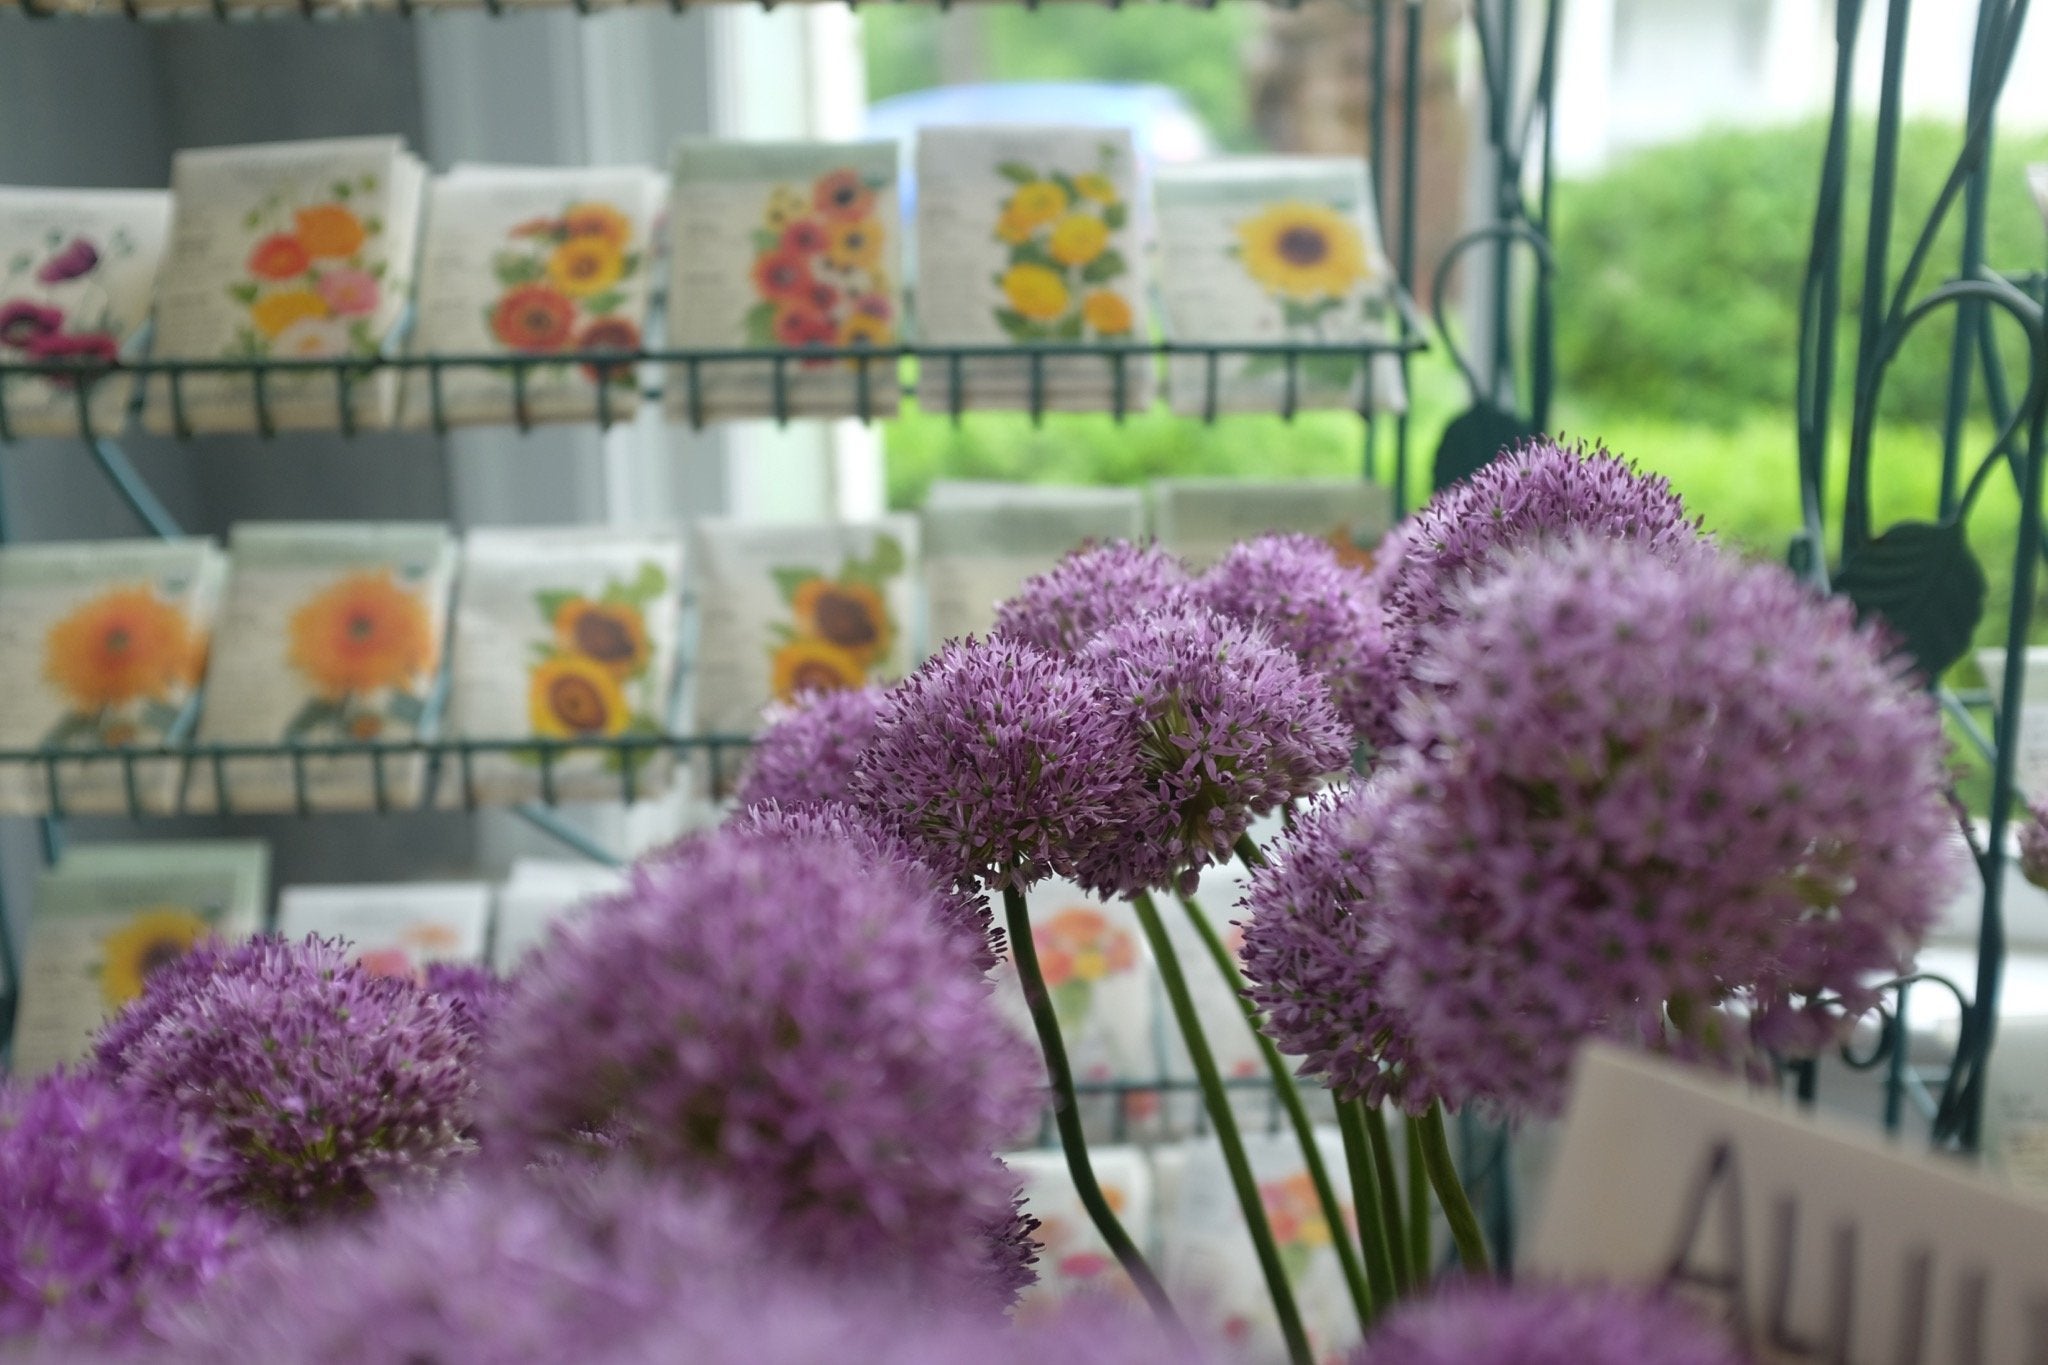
[38,712,99,750]
[1050,171,1082,203]
[1051,978,1093,1035]
[1052,314,1084,341]
[283,698,342,740]
[530,642,558,665]
[620,252,641,276]
[332,181,354,200]
[1009,240,1060,272]
[1079,250,1126,285]
[744,301,779,348]
[771,566,818,605]
[995,163,1039,186]
[582,290,627,316]
[535,588,577,623]
[1102,202,1128,231]
[751,229,781,256]
[866,534,905,578]
[226,281,261,306]
[494,254,545,287]
[363,216,384,237]
[1834,519,1987,683]
[618,562,668,604]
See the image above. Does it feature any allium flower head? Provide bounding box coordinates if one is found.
[850,637,1143,891]
[1238,780,1439,1111]
[0,1071,244,1347]
[164,1165,1169,1365]
[734,684,887,810]
[991,540,1192,656]
[1075,608,1351,896]
[727,799,1002,973]
[93,936,481,1220]
[423,961,509,1043]
[1350,1283,1747,1365]
[1194,532,1397,744]
[2019,798,2048,891]
[1374,536,1959,1113]
[478,824,1043,1307]
[1366,440,1703,751]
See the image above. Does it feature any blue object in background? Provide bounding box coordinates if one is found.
[863,81,1216,229]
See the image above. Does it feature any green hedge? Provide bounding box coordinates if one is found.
[1554,118,2048,427]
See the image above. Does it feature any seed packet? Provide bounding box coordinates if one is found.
[921,482,1144,646]
[0,188,171,439]
[10,840,268,1076]
[1157,1129,1363,1365]
[145,138,426,435]
[1156,158,1405,417]
[687,517,918,778]
[1150,477,1394,571]
[275,881,490,979]
[0,539,225,817]
[490,858,626,974]
[1002,1145,1157,1313]
[443,526,686,806]
[1975,646,2048,803]
[400,166,665,430]
[991,882,1164,1147]
[666,140,903,424]
[189,523,455,814]
[914,126,1152,416]
[2030,164,2048,225]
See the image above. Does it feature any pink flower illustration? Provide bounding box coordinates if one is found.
[0,301,63,349]
[316,268,381,319]
[25,331,118,389]
[36,239,100,285]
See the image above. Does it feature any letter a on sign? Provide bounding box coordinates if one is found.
[1526,1045,2048,1365]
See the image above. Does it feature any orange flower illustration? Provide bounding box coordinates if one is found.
[551,598,651,679]
[247,233,311,282]
[561,202,633,247]
[770,638,868,702]
[825,218,884,273]
[44,586,196,712]
[491,285,577,352]
[814,169,875,223]
[790,579,892,666]
[294,204,368,260]
[287,570,437,699]
[1035,907,1136,988]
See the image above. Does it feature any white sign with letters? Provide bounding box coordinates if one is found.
[1528,1045,2048,1365]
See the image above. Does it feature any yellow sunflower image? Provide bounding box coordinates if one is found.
[561,201,633,247]
[825,218,885,273]
[529,654,631,740]
[1073,172,1120,204]
[97,906,211,1008]
[770,638,869,702]
[1081,290,1134,337]
[249,287,329,340]
[764,186,809,232]
[551,598,652,680]
[287,570,438,700]
[1234,200,1368,303]
[44,586,196,712]
[1002,181,1070,236]
[840,313,893,349]
[547,238,626,299]
[1001,264,1071,323]
[1048,213,1110,268]
[791,579,893,666]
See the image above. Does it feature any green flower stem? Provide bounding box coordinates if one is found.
[1417,1102,1490,1274]
[1334,1096,1402,1310]
[1131,890,1315,1365]
[999,886,1183,1336]
[1174,892,1377,1330]
[1233,831,1269,870]
[1405,1111,1432,1279]
[1363,1103,1411,1293]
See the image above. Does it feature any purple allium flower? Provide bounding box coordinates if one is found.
[0,301,62,350]
[36,238,101,285]
[478,824,1044,1308]
[727,799,1002,973]
[1365,440,1704,752]
[0,1071,245,1347]
[849,637,1144,892]
[734,685,887,810]
[164,1164,1169,1365]
[1194,532,1396,746]
[2019,799,2048,891]
[990,540,1193,656]
[1074,608,1351,897]
[93,936,481,1221]
[1373,536,1959,1114]
[1349,1283,1747,1365]
[422,961,509,1043]
[1238,780,1440,1111]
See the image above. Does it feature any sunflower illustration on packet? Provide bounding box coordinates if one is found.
[765,535,904,702]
